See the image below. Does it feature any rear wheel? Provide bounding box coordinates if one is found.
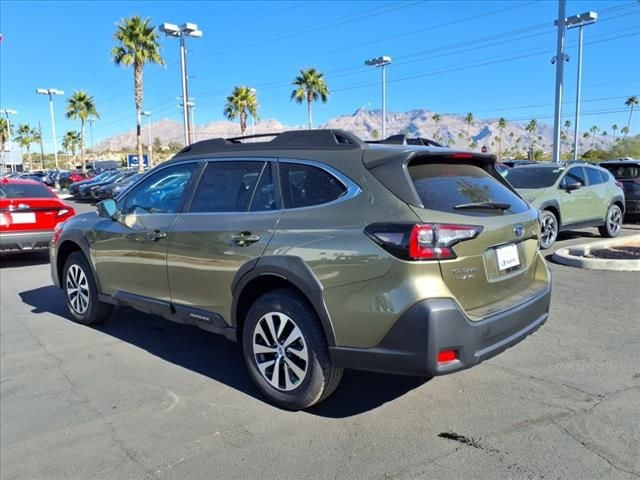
[539,210,558,249]
[242,289,343,410]
[598,204,623,238]
[63,251,113,325]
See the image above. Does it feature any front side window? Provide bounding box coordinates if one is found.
[560,167,587,188]
[190,161,267,213]
[279,163,347,209]
[120,163,197,215]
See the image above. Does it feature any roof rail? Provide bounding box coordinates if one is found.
[366,134,443,147]
[176,129,365,156]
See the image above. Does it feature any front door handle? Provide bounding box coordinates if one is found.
[231,231,260,246]
[147,229,167,241]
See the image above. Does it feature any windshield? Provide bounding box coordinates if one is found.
[504,167,563,188]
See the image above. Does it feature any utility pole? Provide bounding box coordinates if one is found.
[38,121,45,169]
[88,119,95,170]
[552,0,567,163]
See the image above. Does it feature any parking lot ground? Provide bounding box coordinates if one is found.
[1,202,639,480]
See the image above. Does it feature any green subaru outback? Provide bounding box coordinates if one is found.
[504,163,625,249]
[51,130,551,409]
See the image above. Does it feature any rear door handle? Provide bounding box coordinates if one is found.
[147,229,167,241]
[231,232,260,246]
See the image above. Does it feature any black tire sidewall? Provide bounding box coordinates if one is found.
[62,251,103,325]
[242,290,329,410]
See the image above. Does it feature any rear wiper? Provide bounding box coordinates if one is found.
[454,202,511,210]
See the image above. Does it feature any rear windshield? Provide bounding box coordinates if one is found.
[408,163,529,215]
[0,183,55,199]
[504,166,563,188]
[600,164,639,179]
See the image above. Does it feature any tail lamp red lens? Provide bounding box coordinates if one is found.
[365,223,482,261]
[437,350,458,364]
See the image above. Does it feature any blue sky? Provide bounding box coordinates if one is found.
[1,0,639,152]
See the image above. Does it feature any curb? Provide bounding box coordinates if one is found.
[552,234,640,271]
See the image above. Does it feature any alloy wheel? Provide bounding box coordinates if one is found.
[252,312,309,391]
[607,206,622,236]
[66,264,90,315]
[540,213,557,249]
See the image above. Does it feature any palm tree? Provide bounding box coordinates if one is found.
[0,118,8,156]
[621,126,629,138]
[431,113,441,140]
[497,117,506,161]
[589,125,600,150]
[525,119,537,151]
[465,112,473,142]
[66,91,99,173]
[611,124,618,141]
[223,86,259,135]
[111,15,164,171]
[14,124,36,170]
[624,96,638,135]
[291,68,329,129]
[62,131,81,164]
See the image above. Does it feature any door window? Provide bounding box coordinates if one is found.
[190,161,266,213]
[279,163,346,209]
[585,167,605,186]
[120,163,197,215]
[560,167,586,188]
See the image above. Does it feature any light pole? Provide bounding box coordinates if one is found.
[160,22,202,147]
[551,0,567,163]
[249,88,257,139]
[35,88,64,170]
[1,109,18,172]
[88,119,96,170]
[142,111,153,165]
[365,56,392,139]
[565,11,598,161]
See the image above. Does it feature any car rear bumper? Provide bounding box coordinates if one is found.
[0,230,53,253]
[625,199,640,214]
[329,283,551,377]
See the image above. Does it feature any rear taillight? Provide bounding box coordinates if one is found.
[57,208,70,217]
[365,223,482,261]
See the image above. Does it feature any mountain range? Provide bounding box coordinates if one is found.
[97,108,614,155]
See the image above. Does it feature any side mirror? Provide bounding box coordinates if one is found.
[564,181,582,192]
[97,199,118,219]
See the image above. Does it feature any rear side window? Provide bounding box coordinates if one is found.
[0,183,55,199]
[585,167,605,186]
[408,163,529,215]
[279,163,346,209]
[190,161,265,213]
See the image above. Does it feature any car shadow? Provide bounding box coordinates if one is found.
[0,251,50,269]
[18,285,428,417]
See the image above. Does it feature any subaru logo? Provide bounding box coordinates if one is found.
[514,224,524,237]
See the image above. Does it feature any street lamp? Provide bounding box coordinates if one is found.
[88,119,96,170]
[160,22,203,146]
[141,111,153,165]
[364,56,392,139]
[1,109,18,172]
[249,88,257,139]
[35,88,64,170]
[565,11,598,161]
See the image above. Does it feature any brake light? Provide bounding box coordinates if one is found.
[450,153,473,159]
[365,223,483,261]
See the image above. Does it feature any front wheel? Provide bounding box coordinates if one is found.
[539,210,559,249]
[598,204,623,238]
[242,289,343,410]
[63,251,113,325]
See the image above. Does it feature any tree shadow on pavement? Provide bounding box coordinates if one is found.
[19,285,427,417]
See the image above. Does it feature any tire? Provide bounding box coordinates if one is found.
[62,251,113,325]
[539,210,559,249]
[598,204,623,238]
[242,289,343,410]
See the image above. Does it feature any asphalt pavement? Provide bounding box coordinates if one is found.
[1,199,639,480]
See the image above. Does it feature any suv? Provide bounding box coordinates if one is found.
[504,163,625,249]
[51,130,551,409]
[600,159,639,217]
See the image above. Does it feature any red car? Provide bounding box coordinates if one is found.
[69,172,90,184]
[0,178,76,253]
